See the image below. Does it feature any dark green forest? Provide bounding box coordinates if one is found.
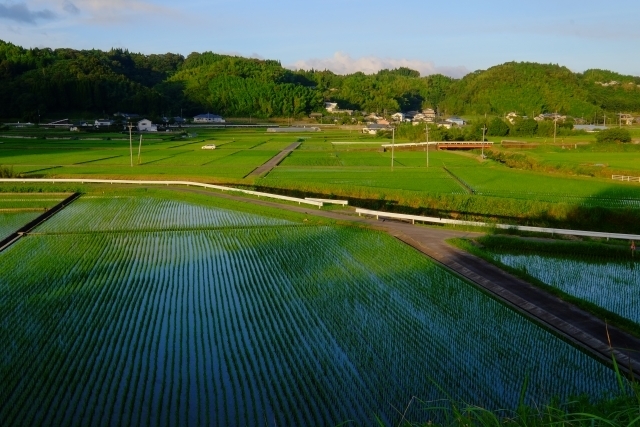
[1,40,639,121]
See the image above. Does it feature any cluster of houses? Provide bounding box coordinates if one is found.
[322,102,469,135]
[44,112,226,132]
[505,111,639,127]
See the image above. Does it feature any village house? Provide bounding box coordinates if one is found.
[324,102,353,115]
[137,119,158,132]
[362,123,391,135]
[94,119,114,127]
[113,112,140,120]
[535,113,567,122]
[193,113,225,123]
[412,113,427,122]
[445,116,467,126]
[619,113,635,126]
[505,112,519,124]
[391,112,405,122]
[436,121,453,129]
[422,108,436,122]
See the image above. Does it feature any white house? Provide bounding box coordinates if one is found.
[619,114,635,126]
[422,108,436,122]
[391,112,405,122]
[505,112,519,124]
[137,119,158,132]
[362,124,391,135]
[193,113,225,123]
[325,102,339,112]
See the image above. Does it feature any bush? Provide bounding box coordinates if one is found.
[512,118,538,136]
[596,128,632,143]
[0,165,15,177]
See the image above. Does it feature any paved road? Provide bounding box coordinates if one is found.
[170,186,640,375]
[246,141,301,177]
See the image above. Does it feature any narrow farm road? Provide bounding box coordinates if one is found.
[171,187,640,375]
[245,141,301,177]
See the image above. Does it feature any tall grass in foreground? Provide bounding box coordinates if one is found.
[394,371,639,427]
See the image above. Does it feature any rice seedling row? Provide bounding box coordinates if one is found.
[0,212,42,239]
[491,253,640,324]
[35,196,291,233]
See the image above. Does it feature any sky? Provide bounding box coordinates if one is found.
[0,0,639,78]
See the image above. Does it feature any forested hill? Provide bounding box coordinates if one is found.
[0,39,639,121]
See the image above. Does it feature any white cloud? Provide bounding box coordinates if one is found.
[290,52,469,78]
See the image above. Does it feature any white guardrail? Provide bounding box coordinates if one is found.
[380,141,439,148]
[0,178,325,208]
[305,198,349,206]
[356,208,640,240]
[612,175,640,183]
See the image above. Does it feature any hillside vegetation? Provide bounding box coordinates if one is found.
[1,40,639,120]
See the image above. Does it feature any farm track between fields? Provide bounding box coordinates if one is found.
[164,185,640,376]
[246,141,301,177]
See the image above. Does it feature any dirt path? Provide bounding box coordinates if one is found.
[172,187,640,375]
[245,141,301,177]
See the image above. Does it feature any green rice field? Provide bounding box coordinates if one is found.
[0,211,40,239]
[0,193,69,239]
[490,252,640,324]
[0,193,621,426]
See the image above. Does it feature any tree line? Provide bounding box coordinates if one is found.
[0,40,639,121]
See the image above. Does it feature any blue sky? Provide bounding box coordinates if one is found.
[1,0,638,78]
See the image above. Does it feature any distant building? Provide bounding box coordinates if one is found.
[505,112,519,124]
[266,127,321,133]
[422,108,436,122]
[574,125,608,132]
[445,116,467,126]
[619,114,635,126]
[535,113,566,122]
[325,102,339,112]
[391,112,405,122]
[113,112,140,120]
[193,113,225,123]
[362,124,391,135]
[137,119,157,132]
[94,119,114,127]
[324,102,353,115]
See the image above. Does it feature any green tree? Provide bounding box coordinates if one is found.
[487,117,510,136]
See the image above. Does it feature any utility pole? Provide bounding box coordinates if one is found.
[481,125,487,158]
[553,112,557,145]
[128,122,133,167]
[391,127,395,169]
[425,124,429,168]
[137,134,143,164]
